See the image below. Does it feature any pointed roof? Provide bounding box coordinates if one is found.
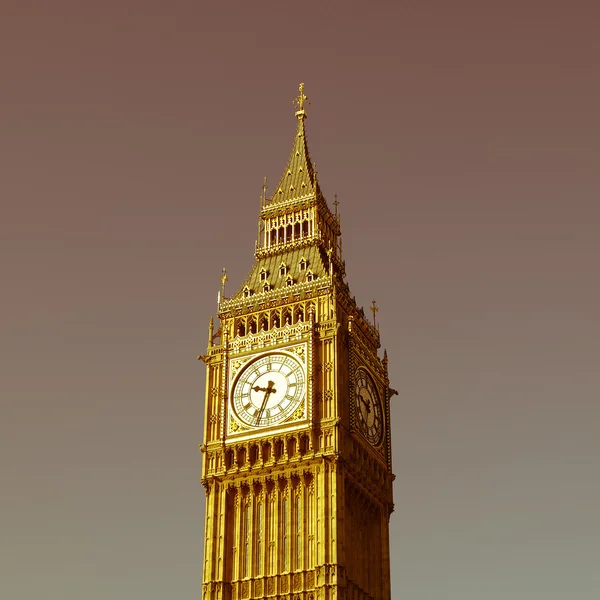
[267,83,320,206]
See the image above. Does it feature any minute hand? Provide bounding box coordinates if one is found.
[253,380,277,424]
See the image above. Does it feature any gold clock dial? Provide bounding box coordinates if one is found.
[232,353,305,428]
[355,368,383,445]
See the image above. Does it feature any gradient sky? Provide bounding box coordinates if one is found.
[2,2,599,599]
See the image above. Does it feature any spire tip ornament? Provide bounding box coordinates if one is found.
[294,82,309,119]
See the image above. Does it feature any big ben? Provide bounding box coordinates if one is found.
[199,84,395,600]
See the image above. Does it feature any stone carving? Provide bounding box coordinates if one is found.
[229,417,249,434]
[291,344,306,362]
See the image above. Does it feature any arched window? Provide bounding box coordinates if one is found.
[256,500,263,575]
[249,318,257,334]
[242,499,250,577]
[249,444,259,465]
[295,492,301,570]
[268,492,276,574]
[279,263,287,276]
[282,494,288,571]
[307,484,314,568]
[260,268,268,281]
[262,442,271,463]
[299,257,307,271]
[274,439,284,461]
[287,436,297,456]
[237,446,246,467]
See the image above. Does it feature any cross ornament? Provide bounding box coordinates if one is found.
[293,82,309,114]
[370,299,379,327]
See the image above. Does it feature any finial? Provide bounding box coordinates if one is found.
[208,316,214,347]
[220,268,228,295]
[294,82,309,119]
[370,299,379,328]
[262,176,268,206]
[333,194,339,216]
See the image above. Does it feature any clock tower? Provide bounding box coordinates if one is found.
[199,84,395,600]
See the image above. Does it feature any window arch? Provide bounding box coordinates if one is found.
[237,320,246,337]
[249,317,257,334]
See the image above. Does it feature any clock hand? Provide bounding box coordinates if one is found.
[254,380,277,425]
[359,395,371,413]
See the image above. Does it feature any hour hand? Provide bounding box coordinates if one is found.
[253,381,277,394]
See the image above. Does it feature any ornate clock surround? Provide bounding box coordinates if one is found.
[227,340,312,440]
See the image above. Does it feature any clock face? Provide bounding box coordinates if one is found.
[231,352,306,428]
[354,368,383,445]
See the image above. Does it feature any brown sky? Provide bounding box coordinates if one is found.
[1,2,599,599]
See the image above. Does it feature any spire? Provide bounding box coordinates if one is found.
[268,82,320,206]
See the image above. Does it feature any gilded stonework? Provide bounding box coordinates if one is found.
[199,84,395,600]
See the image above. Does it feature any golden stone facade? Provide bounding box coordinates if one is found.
[199,84,395,600]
